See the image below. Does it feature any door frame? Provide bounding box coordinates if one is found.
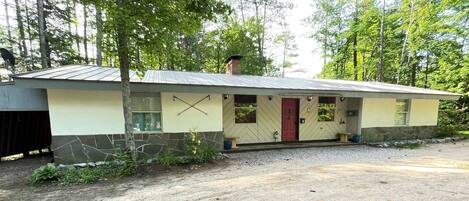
[281,98,300,142]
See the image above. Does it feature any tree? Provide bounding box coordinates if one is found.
[83,2,88,64]
[15,0,28,64]
[36,0,48,69]
[95,2,102,66]
[377,0,385,82]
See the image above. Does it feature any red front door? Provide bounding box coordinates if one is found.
[282,98,299,142]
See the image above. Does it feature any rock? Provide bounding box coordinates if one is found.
[57,164,67,170]
[96,161,107,166]
[74,163,87,168]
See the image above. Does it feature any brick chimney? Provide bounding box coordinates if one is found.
[225,55,243,75]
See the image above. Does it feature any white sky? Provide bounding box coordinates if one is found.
[1,0,323,78]
[274,0,323,79]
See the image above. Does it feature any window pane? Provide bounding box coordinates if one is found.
[234,95,256,104]
[131,96,161,112]
[395,113,407,125]
[234,95,257,123]
[132,112,161,132]
[235,107,256,123]
[319,97,336,104]
[318,103,335,121]
[395,99,409,125]
[396,100,408,113]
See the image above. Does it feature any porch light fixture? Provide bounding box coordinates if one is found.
[340,97,346,102]
[268,96,272,101]
[223,94,229,99]
[307,96,313,102]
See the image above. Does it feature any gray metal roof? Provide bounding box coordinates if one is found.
[14,65,460,99]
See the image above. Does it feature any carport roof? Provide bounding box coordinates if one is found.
[13,65,461,100]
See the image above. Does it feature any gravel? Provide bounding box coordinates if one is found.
[227,145,415,167]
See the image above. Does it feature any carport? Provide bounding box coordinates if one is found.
[0,82,51,160]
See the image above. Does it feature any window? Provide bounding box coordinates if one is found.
[131,93,162,132]
[235,95,257,123]
[318,97,336,122]
[395,99,409,125]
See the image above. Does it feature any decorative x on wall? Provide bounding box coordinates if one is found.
[173,95,211,116]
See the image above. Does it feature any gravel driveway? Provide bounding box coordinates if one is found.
[2,141,469,201]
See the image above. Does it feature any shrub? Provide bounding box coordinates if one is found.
[185,129,203,156]
[199,146,217,163]
[115,150,137,177]
[30,165,60,184]
[157,152,178,167]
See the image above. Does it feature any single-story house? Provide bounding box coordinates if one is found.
[12,56,460,164]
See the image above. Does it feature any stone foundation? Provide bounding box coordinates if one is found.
[51,132,224,164]
[361,126,437,143]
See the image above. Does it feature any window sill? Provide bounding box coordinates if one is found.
[133,130,163,134]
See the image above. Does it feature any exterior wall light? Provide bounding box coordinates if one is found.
[223,94,229,99]
[307,96,313,102]
[268,96,272,101]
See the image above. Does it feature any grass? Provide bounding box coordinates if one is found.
[458,130,469,135]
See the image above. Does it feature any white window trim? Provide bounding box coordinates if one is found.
[395,99,410,126]
[131,94,163,133]
[318,98,336,122]
[234,96,257,124]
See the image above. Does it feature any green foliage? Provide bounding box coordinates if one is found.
[309,0,468,127]
[157,152,178,167]
[185,129,203,156]
[30,165,60,184]
[115,150,137,177]
[61,167,102,185]
[198,146,218,163]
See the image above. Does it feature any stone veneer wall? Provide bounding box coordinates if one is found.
[52,132,224,164]
[361,126,437,143]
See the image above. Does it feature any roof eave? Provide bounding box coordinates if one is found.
[14,77,461,100]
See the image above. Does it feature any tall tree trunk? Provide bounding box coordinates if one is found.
[323,17,328,67]
[15,0,28,60]
[353,0,358,81]
[282,32,287,78]
[25,0,34,69]
[83,3,89,64]
[95,4,103,66]
[377,0,385,82]
[424,53,429,88]
[73,0,80,56]
[36,0,48,69]
[398,0,414,84]
[4,0,13,48]
[115,0,136,161]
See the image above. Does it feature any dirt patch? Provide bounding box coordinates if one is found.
[2,141,469,200]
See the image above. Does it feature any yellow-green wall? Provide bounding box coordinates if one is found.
[409,99,439,126]
[161,92,223,133]
[47,89,125,136]
[361,98,439,128]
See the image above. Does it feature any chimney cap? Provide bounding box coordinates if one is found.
[224,55,243,63]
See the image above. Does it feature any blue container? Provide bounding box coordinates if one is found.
[224,140,232,150]
[351,134,361,143]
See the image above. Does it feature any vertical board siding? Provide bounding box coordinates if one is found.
[223,95,347,143]
[223,95,281,144]
[298,97,347,140]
